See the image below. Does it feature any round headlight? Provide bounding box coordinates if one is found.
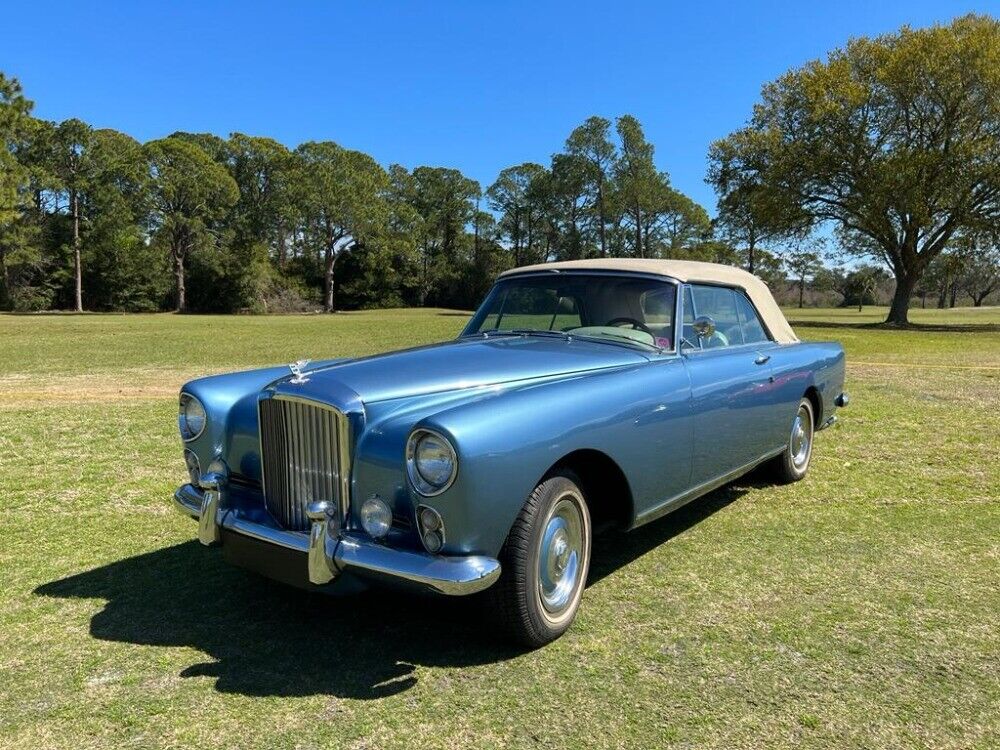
[178,393,207,442]
[406,429,457,496]
[360,495,392,539]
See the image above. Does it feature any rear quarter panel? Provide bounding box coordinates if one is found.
[767,341,846,434]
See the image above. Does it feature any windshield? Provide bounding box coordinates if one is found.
[462,274,677,351]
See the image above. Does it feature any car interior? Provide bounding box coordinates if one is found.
[471,276,772,353]
[475,277,677,349]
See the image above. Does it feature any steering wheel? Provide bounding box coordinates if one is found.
[606,317,654,337]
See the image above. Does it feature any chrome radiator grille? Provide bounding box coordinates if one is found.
[258,396,349,531]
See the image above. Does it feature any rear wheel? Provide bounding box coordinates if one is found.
[490,470,591,648]
[771,398,815,483]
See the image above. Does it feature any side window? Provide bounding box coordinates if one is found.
[735,292,770,344]
[690,285,745,348]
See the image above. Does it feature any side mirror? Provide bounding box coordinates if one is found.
[693,315,716,339]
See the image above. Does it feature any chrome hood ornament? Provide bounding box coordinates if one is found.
[288,359,311,384]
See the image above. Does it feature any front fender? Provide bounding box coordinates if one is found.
[394,359,691,558]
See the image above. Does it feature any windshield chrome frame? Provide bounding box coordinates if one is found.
[460,270,682,356]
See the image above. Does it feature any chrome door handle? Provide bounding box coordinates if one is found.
[754,354,771,365]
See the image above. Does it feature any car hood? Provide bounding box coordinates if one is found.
[270,335,650,405]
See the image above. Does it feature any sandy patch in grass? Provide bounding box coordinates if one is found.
[0,369,226,407]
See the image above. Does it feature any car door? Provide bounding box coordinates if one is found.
[732,288,787,449]
[681,284,776,487]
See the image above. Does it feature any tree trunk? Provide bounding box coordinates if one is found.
[72,190,83,312]
[473,203,480,260]
[420,242,429,306]
[949,283,958,308]
[747,240,755,274]
[513,208,522,267]
[597,180,606,257]
[277,226,287,269]
[798,279,805,308]
[0,249,8,305]
[324,249,337,312]
[173,250,186,313]
[634,205,642,258]
[886,274,918,325]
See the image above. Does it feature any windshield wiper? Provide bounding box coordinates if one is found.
[474,328,571,340]
[510,328,572,339]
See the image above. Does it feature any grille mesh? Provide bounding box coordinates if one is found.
[259,397,345,531]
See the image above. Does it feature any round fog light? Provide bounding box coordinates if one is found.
[360,495,392,539]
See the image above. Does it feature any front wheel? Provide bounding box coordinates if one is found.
[489,470,592,648]
[770,397,815,483]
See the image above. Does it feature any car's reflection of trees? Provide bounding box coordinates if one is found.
[36,480,757,699]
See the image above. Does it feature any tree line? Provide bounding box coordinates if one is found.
[2,14,1000,321]
[0,80,734,315]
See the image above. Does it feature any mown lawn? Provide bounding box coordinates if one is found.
[1,307,997,749]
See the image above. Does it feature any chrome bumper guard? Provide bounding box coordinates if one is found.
[173,483,501,596]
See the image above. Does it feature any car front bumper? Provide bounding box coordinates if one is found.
[173,483,501,596]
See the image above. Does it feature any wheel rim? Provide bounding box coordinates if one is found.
[537,494,585,619]
[790,404,812,470]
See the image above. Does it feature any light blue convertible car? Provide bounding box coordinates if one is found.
[174,259,847,646]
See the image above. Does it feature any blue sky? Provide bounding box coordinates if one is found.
[4,1,996,211]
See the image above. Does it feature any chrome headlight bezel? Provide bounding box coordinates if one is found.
[406,428,458,497]
[178,392,207,442]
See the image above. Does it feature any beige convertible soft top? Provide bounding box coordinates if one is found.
[500,258,799,344]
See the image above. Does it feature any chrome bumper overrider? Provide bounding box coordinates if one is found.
[173,484,501,596]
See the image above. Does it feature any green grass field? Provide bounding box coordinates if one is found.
[1,306,998,749]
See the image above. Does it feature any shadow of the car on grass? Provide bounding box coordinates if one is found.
[35,482,752,699]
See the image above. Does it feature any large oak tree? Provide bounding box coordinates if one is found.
[709,14,1000,324]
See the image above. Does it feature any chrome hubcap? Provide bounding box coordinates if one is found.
[790,405,812,469]
[537,496,584,616]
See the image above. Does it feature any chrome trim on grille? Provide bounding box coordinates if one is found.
[258,394,351,531]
